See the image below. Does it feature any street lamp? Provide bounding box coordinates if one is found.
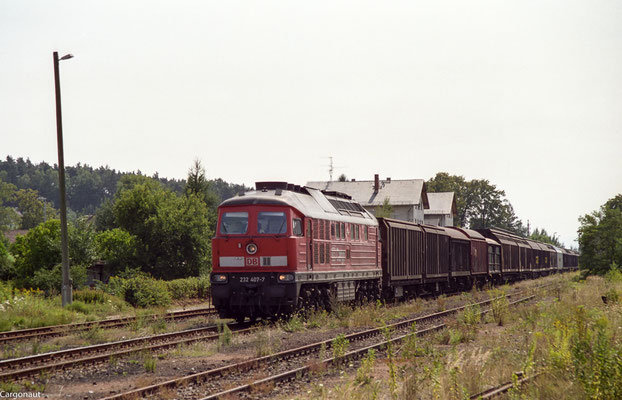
[53,51,73,306]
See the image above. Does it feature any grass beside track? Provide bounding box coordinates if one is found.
[283,271,622,400]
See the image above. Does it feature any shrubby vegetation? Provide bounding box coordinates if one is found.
[0,281,127,331]
[103,272,211,307]
[106,274,172,308]
[578,194,622,275]
[0,158,247,299]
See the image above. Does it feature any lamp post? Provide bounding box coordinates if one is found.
[53,51,73,307]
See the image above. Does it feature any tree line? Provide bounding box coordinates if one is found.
[0,156,247,217]
[426,172,562,246]
[578,194,622,275]
[0,158,248,291]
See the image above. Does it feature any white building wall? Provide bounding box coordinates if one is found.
[424,213,455,227]
[363,195,425,224]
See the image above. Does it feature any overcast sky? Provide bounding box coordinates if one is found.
[1,0,621,247]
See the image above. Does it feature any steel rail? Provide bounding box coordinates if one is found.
[0,321,256,381]
[101,290,541,400]
[470,371,542,399]
[0,307,216,345]
[197,296,535,400]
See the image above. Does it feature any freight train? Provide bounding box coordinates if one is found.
[210,182,578,322]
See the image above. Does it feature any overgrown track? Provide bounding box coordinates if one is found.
[101,289,545,400]
[0,307,217,345]
[470,371,542,399]
[0,319,255,382]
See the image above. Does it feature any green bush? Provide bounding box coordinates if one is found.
[107,275,171,308]
[66,300,90,315]
[166,276,210,300]
[604,263,622,283]
[29,263,88,294]
[105,274,210,305]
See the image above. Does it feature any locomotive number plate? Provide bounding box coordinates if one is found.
[239,276,266,283]
[245,257,259,266]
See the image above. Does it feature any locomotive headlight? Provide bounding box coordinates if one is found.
[278,274,294,282]
[246,243,258,255]
[211,274,228,283]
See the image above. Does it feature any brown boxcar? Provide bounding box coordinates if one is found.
[377,218,424,298]
[447,227,488,277]
[513,236,531,276]
[486,238,502,278]
[443,227,471,279]
[475,228,520,280]
[422,225,450,282]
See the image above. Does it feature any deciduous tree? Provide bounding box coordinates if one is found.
[578,194,622,274]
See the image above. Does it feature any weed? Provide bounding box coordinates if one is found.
[488,288,509,326]
[381,325,398,399]
[109,355,118,368]
[144,357,157,373]
[151,316,168,334]
[279,314,304,333]
[66,300,91,315]
[253,329,278,357]
[31,340,41,355]
[400,323,423,360]
[449,366,468,400]
[308,342,328,377]
[79,324,103,343]
[130,309,151,331]
[217,322,232,350]
[455,303,481,342]
[460,303,481,327]
[328,294,353,323]
[0,381,21,392]
[306,309,330,329]
[355,349,376,385]
[332,334,349,368]
[603,287,619,304]
[436,295,447,311]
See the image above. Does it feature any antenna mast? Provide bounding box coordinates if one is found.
[329,156,334,181]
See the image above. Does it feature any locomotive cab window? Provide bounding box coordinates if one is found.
[220,212,248,235]
[293,218,303,236]
[258,212,287,234]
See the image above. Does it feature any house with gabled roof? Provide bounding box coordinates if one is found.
[306,174,429,224]
[424,192,456,227]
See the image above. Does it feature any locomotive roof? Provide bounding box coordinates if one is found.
[219,185,378,225]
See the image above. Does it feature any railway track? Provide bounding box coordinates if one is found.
[470,371,542,399]
[2,281,555,394]
[0,319,256,382]
[100,289,543,400]
[0,307,217,345]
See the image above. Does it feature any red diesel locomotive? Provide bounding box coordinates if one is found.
[210,182,381,321]
[210,182,579,322]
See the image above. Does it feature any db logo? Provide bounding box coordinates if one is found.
[245,257,259,266]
